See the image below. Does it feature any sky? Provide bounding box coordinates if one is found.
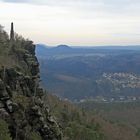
[0,0,140,46]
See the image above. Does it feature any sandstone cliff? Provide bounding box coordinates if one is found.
[0,25,62,140]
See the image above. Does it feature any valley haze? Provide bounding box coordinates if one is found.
[36,44,140,102]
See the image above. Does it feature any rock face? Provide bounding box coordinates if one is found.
[0,40,62,139]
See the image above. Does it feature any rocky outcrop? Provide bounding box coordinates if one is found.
[0,40,62,140]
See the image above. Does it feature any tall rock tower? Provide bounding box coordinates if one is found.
[10,22,14,41]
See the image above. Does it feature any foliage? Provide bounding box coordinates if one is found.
[0,25,23,67]
[79,101,140,128]
[0,119,12,140]
[0,25,9,59]
[12,94,30,109]
[0,25,9,48]
[28,132,42,140]
[44,94,105,140]
[64,122,104,140]
[43,94,140,140]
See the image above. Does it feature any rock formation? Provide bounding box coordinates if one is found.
[0,24,62,140]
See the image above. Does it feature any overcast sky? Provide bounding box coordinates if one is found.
[0,0,140,46]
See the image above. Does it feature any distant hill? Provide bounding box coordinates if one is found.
[36,44,140,101]
[53,44,72,50]
[36,44,139,58]
[36,44,140,56]
[36,44,73,57]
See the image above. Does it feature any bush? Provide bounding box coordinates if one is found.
[0,119,12,140]
[28,132,42,140]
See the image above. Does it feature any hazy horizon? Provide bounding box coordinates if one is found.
[1,0,140,46]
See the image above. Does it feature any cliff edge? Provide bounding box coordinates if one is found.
[0,24,62,140]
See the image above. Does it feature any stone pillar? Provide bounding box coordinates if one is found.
[10,22,14,41]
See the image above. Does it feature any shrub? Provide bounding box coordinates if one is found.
[0,119,12,140]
